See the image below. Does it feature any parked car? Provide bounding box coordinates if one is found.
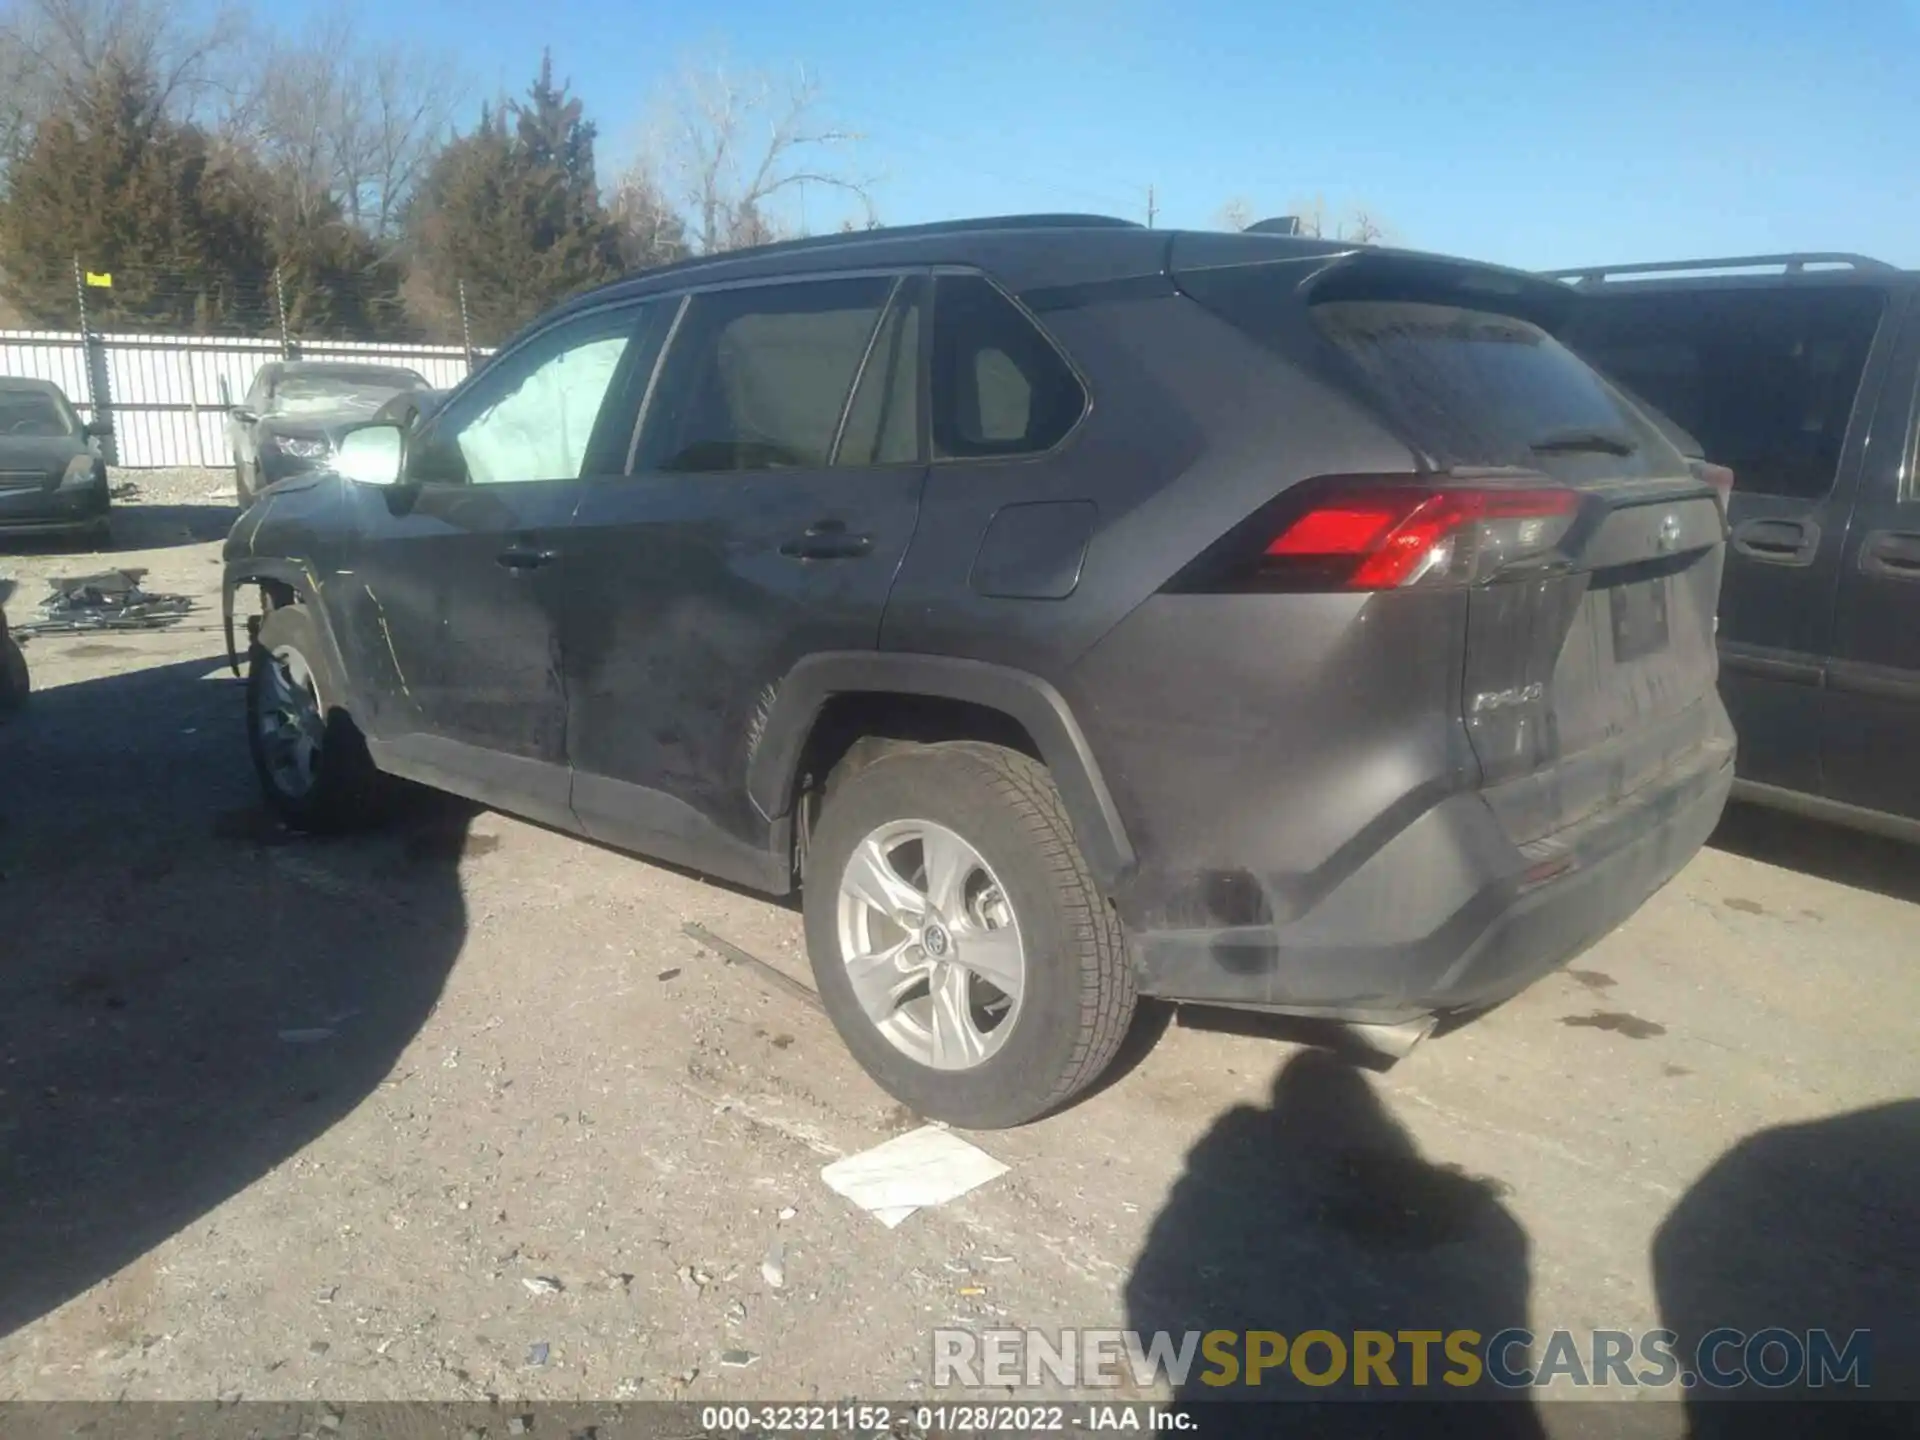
[223,215,1733,1126]
[1556,253,1920,843]
[0,378,112,544]
[370,387,446,432]
[226,361,433,505]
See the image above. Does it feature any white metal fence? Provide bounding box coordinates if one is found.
[0,330,477,469]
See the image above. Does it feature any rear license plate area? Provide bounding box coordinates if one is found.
[1609,579,1669,663]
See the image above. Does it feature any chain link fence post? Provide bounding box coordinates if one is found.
[274,266,295,359]
[72,255,118,466]
[458,277,476,374]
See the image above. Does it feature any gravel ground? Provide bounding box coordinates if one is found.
[1,479,1915,1433]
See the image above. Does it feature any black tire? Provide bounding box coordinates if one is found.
[246,604,385,831]
[802,741,1137,1128]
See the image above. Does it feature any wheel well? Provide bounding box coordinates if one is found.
[255,578,297,611]
[788,691,1044,879]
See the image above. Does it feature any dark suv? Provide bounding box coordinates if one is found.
[223,216,1732,1127]
[1557,254,1920,842]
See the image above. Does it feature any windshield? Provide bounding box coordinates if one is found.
[0,390,75,438]
[267,368,427,417]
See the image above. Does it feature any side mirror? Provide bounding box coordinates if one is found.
[230,406,259,426]
[334,422,407,488]
[83,420,112,439]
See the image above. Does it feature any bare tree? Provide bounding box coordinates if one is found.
[0,0,244,183]
[234,10,460,244]
[1286,193,1391,244]
[629,57,874,255]
[1214,196,1256,233]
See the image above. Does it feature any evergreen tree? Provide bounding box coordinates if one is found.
[406,54,623,343]
[0,61,277,330]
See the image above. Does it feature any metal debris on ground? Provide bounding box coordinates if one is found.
[13,568,192,637]
[525,1341,550,1367]
[521,1275,564,1296]
[761,1237,786,1288]
[683,922,823,1012]
[719,1349,758,1368]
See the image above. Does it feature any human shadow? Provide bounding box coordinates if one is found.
[0,653,468,1340]
[1124,1049,1543,1436]
[1653,1100,1920,1436]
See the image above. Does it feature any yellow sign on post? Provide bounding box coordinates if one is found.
[84,271,112,288]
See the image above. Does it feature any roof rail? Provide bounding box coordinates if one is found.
[1544,253,1899,288]
[616,212,1140,282]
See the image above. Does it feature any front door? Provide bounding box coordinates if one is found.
[1566,283,1898,793]
[556,274,928,888]
[343,299,662,825]
[1822,295,1920,822]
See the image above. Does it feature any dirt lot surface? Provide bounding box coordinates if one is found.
[2,475,1915,1432]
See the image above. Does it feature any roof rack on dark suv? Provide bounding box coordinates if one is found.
[1547,253,1901,288]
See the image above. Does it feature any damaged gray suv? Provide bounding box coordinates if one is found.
[223,216,1733,1127]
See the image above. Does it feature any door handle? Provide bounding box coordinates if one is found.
[496,545,558,571]
[1861,530,1920,581]
[780,520,874,561]
[1731,517,1818,566]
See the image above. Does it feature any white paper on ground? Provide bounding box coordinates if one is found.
[819,1125,1010,1228]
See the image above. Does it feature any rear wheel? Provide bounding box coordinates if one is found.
[246,604,384,831]
[803,741,1136,1128]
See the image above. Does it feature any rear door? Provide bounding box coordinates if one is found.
[1563,282,1898,794]
[555,274,927,887]
[1821,292,1920,821]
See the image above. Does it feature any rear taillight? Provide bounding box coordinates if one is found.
[1260,482,1581,591]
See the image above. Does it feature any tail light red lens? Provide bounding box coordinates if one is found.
[1263,483,1581,591]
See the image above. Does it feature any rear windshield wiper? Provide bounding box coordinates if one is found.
[1530,429,1638,457]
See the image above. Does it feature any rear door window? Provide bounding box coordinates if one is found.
[636,277,895,473]
[930,274,1086,460]
[1563,287,1885,499]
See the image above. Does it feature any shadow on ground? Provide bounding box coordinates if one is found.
[1708,800,1920,907]
[0,653,467,1339]
[1654,1100,1920,1436]
[1125,1049,1544,1436]
[0,502,238,558]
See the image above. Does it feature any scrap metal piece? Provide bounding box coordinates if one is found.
[13,567,193,637]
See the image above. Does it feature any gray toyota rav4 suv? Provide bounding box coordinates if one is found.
[223,215,1733,1126]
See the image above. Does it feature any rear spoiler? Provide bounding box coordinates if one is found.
[1168,234,1577,333]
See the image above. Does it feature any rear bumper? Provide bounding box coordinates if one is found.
[1127,734,1733,1022]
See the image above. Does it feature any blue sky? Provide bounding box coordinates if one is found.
[293,0,1920,271]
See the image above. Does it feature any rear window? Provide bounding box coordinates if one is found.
[1307,300,1681,478]
[1562,287,1884,500]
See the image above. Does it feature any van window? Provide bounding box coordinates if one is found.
[931,274,1085,460]
[1563,287,1885,500]
[637,278,893,473]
